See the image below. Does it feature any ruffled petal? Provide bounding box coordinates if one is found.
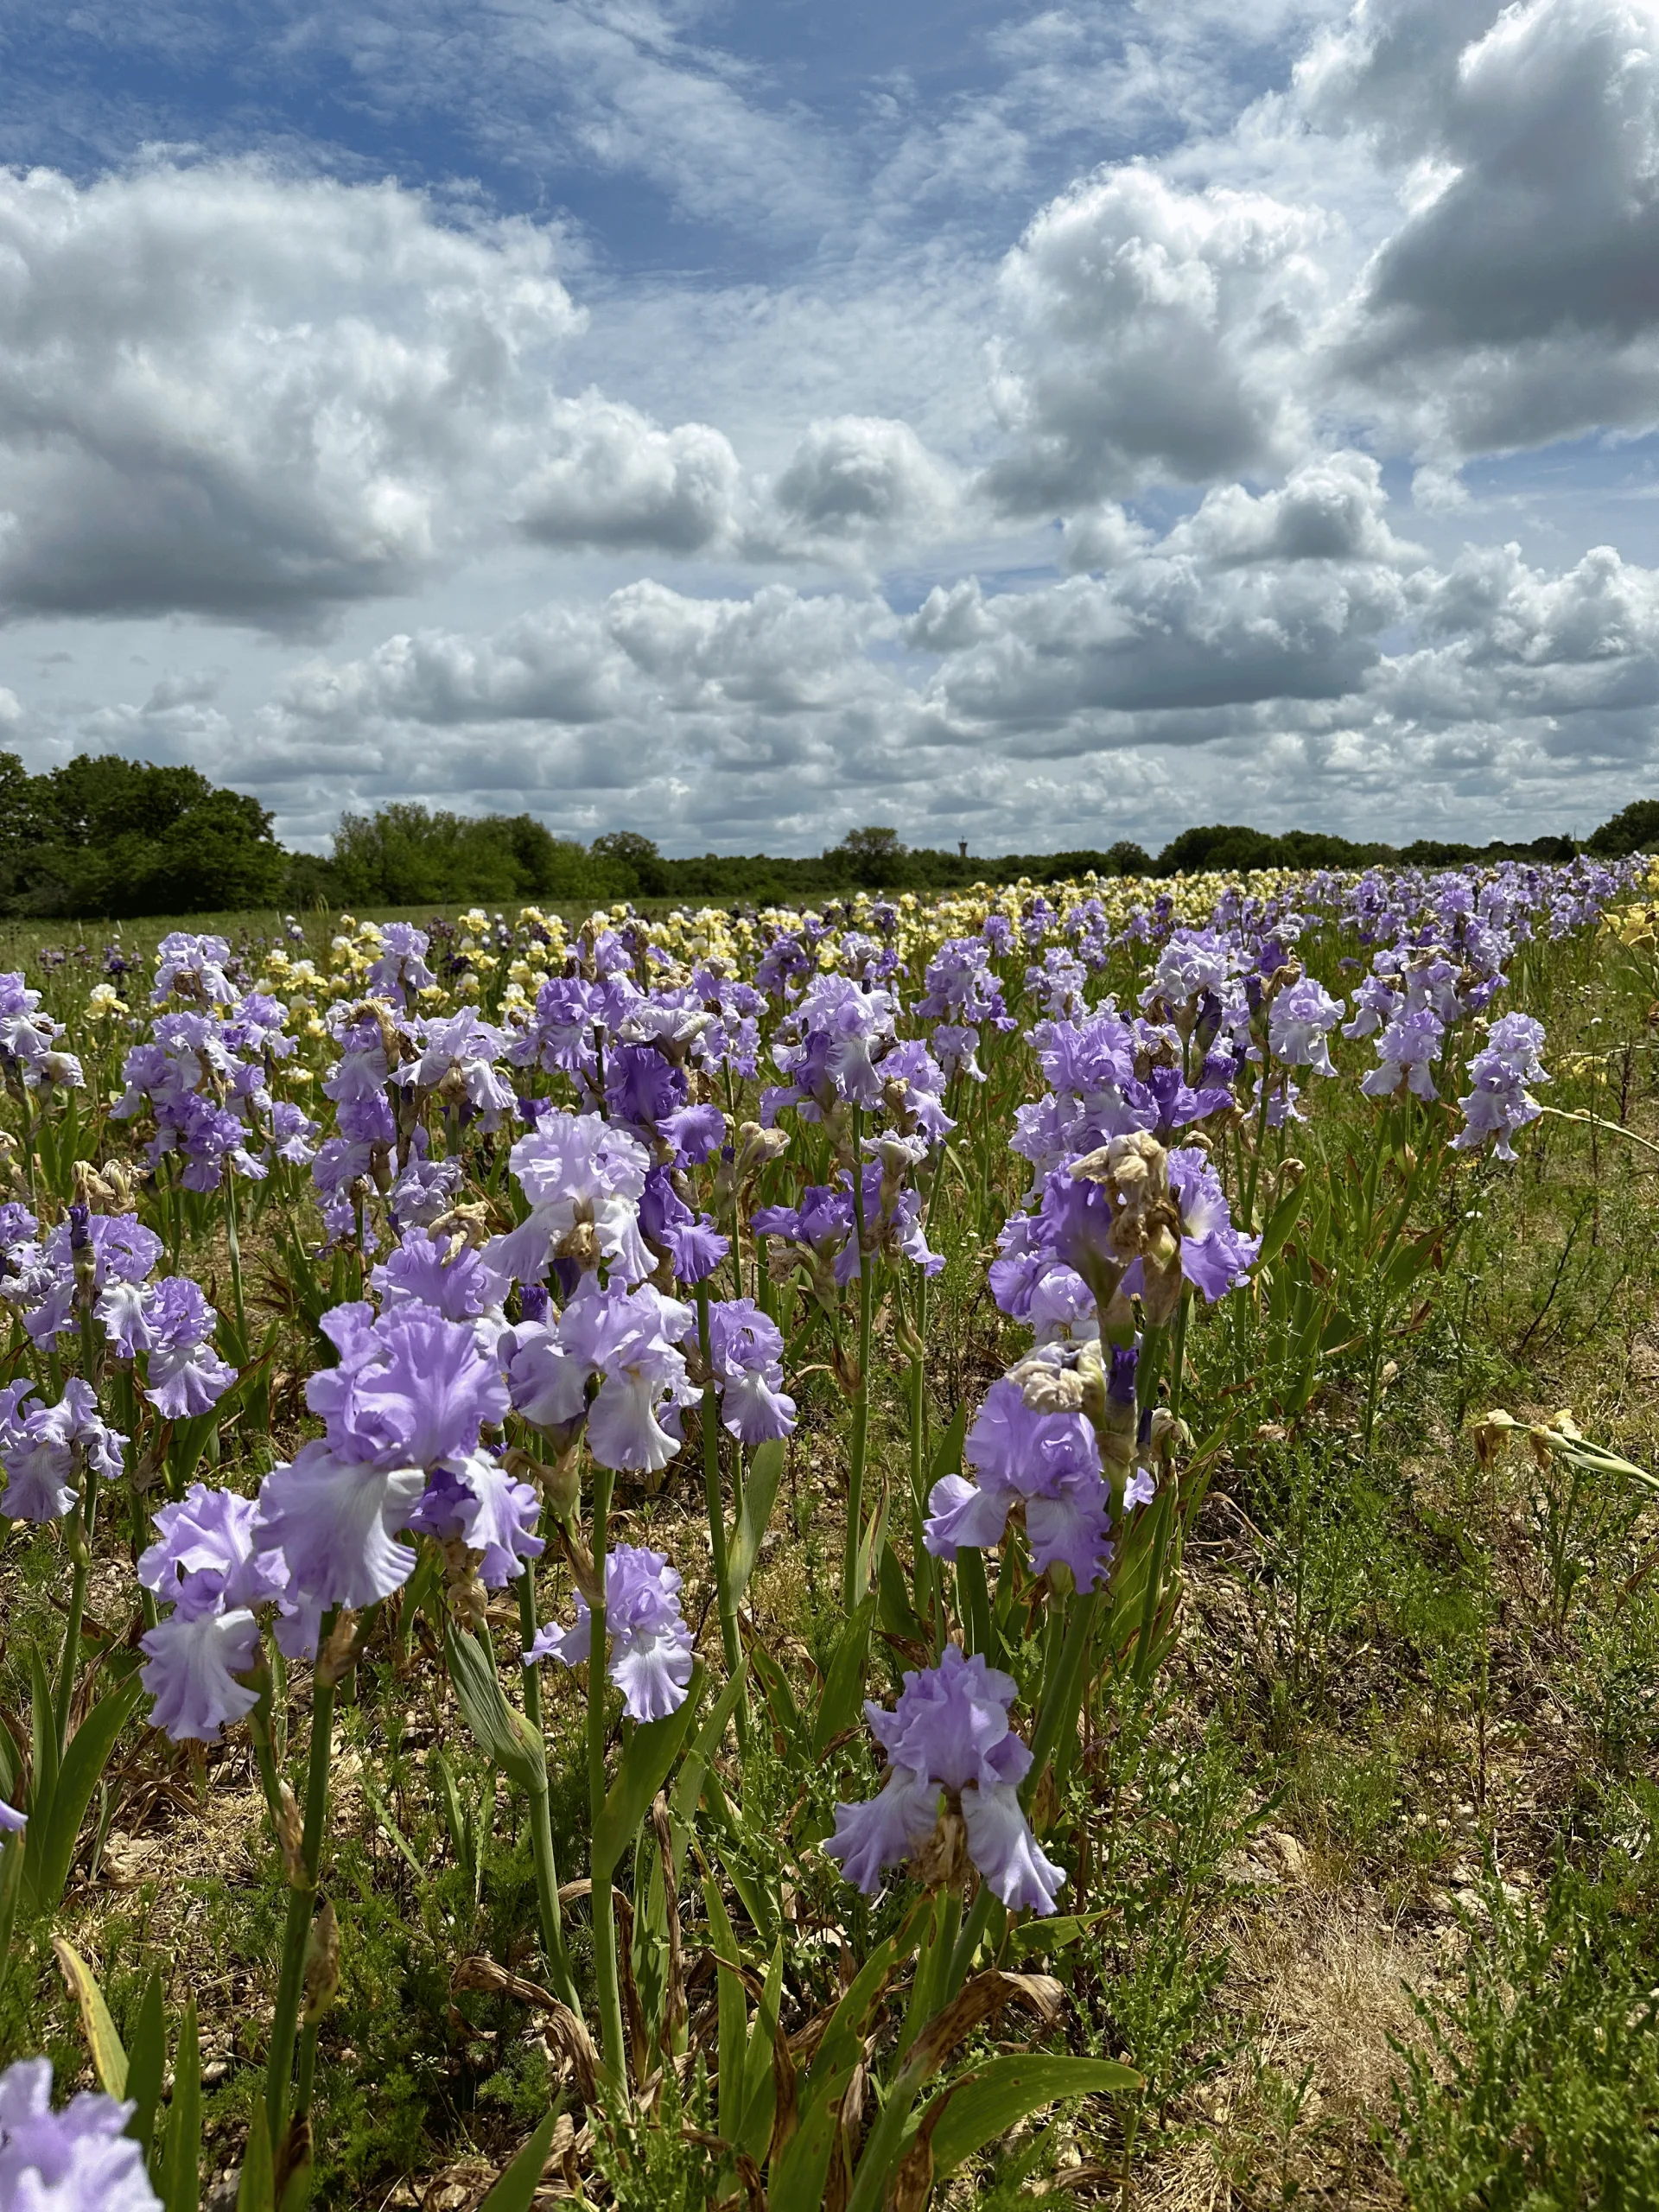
[823,1766,940,1894]
[962,1782,1066,1915]
[140,1607,261,1744]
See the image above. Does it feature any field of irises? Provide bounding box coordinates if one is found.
[2,855,1658,2210]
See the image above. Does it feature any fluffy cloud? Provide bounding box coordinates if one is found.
[1328,0,1659,456]
[518,397,746,555]
[0,159,793,627]
[603,581,893,712]
[926,459,1414,731]
[984,165,1331,510]
[276,607,627,730]
[771,416,960,546]
[1157,451,1420,568]
[0,162,582,627]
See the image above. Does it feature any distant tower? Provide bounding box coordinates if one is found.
[958,837,968,859]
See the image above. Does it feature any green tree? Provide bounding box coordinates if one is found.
[591,830,668,897]
[826,825,906,888]
[1587,798,1659,859]
[0,753,286,917]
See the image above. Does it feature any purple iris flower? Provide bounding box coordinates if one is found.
[929,1371,1110,1583]
[0,2056,160,2210]
[14,1211,162,1349]
[931,1023,983,1081]
[1267,977,1342,1075]
[880,1040,956,1145]
[367,922,438,1006]
[372,1226,512,1330]
[1025,946,1089,1020]
[406,1459,543,1586]
[1361,1005,1445,1101]
[524,1542,693,1722]
[398,1011,517,1132]
[661,1101,728,1167]
[703,1298,797,1443]
[925,1376,1111,1592]
[254,1305,509,1643]
[0,974,69,1083]
[507,973,639,1094]
[101,1275,237,1419]
[1166,1147,1261,1301]
[639,1167,729,1287]
[766,974,898,1121]
[1145,930,1239,1014]
[389,1154,464,1232]
[0,1802,22,1835]
[0,1380,124,1522]
[824,1645,1065,1915]
[918,938,1012,1031]
[490,1111,655,1287]
[270,1100,321,1165]
[505,1282,697,1471]
[606,1041,687,1131]
[138,1485,288,1743]
[151,931,233,1007]
[1026,1266,1098,1346]
[1452,1013,1549,1161]
[305,1304,509,1471]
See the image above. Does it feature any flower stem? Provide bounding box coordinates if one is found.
[586,1460,628,2093]
[842,1103,874,1615]
[695,1281,747,1751]
[265,1618,339,2150]
[1243,1047,1274,1230]
[52,1460,101,1758]
[517,1565,581,2015]
[223,1166,247,1350]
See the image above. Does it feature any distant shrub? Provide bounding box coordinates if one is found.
[331,804,626,906]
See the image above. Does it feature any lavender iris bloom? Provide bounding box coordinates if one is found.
[372,1226,511,1334]
[254,1305,509,1645]
[270,1100,321,1166]
[398,1011,517,1132]
[490,1111,655,1287]
[1452,1013,1549,1161]
[506,1282,698,1471]
[151,931,234,1007]
[406,1459,544,1586]
[138,1485,288,1743]
[925,1376,1111,1592]
[0,1802,22,1834]
[0,2056,160,2210]
[1361,1005,1446,1101]
[1166,1147,1262,1301]
[639,1167,729,1287]
[0,1380,124,1522]
[366,922,438,1005]
[824,1645,1065,1915]
[766,974,899,1121]
[524,1542,693,1721]
[104,1276,238,1419]
[703,1298,797,1443]
[1268,977,1343,1075]
[14,1211,162,1350]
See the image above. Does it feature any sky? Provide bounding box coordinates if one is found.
[4,0,1659,857]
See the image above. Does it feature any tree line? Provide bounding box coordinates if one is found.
[0,751,1654,918]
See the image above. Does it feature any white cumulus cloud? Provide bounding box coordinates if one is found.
[984,165,1332,511]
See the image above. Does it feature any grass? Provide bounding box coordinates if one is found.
[2,889,1657,2206]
